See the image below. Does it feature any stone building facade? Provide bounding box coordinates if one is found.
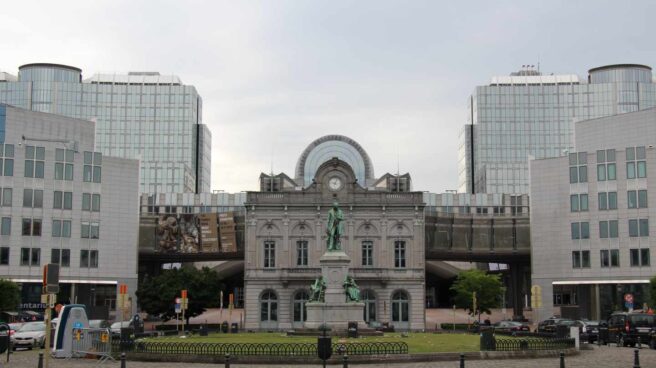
[244,135,426,331]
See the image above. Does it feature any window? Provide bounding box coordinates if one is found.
[80,249,98,268]
[0,144,15,176]
[20,247,40,266]
[22,189,43,208]
[53,191,73,210]
[24,145,45,178]
[1,217,10,235]
[596,149,616,181]
[598,191,617,210]
[572,250,591,268]
[81,222,100,239]
[391,291,409,323]
[83,151,102,183]
[51,248,70,267]
[630,248,651,267]
[293,291,309,323]
[362,290,377,322]
[362,241,373,266]
[570,194,588,212]
[82,193,102,212]
[0,188,11,206]
[22,218,41,236]
[263,241,275,268]
[52,220,71,238]
[54,148,74,181]
[599,220,618,239]
[628,190,649,208]
[296,240,308,266]
[629,219,649,237]
[626,146,647,179]
[571,222,589,239]
[394,240,406,268]
[569,152,587,183]
[600,250,609,267]
[260,291,278,322]
[0,247,9,265]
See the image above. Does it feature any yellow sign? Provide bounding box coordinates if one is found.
[101,332,109,343]
[531,285,542,308]
[75,330,81,341]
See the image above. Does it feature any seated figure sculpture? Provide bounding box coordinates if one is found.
[343,276,360,302]
[309,276,326,302]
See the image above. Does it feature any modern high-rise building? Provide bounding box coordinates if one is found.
[0,63,211,194]
[459,64,656,195]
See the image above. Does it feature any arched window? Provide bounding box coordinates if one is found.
[293,290,309,323]
[362,290,376,323]
[260,291,278,322]
[391,290,409,323]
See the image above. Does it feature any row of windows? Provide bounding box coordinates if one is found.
[264,240,408,268]
[0,247,98,268]
[12,218,100,238]
[571,248,650,268]
[570,190,647,212]
[568,147,648,183]
[0,188,101,211]
[0,145,102,182]
[571,219,649,239]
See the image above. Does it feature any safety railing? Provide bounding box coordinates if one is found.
[493,337,575,351]
[71,328,114,362]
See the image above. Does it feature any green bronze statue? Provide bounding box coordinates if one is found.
[326,201,344,251]
[343,275,360,302]
[309,276,326,302]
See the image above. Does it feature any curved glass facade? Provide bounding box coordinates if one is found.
[303,140,367,185]
[589,65,652,84]
[18,64,81,83]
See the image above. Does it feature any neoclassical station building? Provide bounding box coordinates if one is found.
[243,135,426,330]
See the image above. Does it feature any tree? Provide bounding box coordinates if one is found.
[0,279,21,313]
[450,269,505,320]
[136,266,225,321]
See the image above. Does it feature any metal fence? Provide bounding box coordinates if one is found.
[71,328,114,362]
[124,341,408,356]
[494,338,575,351]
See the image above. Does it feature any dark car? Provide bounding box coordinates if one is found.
[607,312,655,347]
[89,320,111,329]
[537,318,569,333]
[494,321,530,335]
[578,320,602,343]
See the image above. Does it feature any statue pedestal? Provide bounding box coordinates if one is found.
[304,251,366,330]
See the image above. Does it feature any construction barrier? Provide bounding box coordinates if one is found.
[70,328,114,363]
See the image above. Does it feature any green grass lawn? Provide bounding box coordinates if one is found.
[142,332,480,353]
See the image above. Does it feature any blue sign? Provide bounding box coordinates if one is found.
[625,302,633,309]
[73,321,83,329]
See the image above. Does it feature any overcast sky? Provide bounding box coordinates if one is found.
[2,0,655,193]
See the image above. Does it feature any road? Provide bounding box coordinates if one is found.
[2,344,655,368]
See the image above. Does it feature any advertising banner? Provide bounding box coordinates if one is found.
[198,213,220,252]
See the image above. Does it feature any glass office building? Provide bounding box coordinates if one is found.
[459,64,656,195]
[0,63,211,194]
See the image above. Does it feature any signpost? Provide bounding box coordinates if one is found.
[42,264,60,368]
[531,285,542,327]
[180,290,188,335]
[117,284,130,321]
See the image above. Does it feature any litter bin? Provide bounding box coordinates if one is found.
[231,323,239,333]
[221,321,229,333]
[479,329,496,351]
[347,321,358,338]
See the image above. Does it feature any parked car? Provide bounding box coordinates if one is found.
[11,322,46,350]
[578,320,602,343]
[89,320,111,329]
[110,321,132,337]
[8,323,23,337]
[537,318,569,333]
[494,321,530,335]
[607,312,656,347]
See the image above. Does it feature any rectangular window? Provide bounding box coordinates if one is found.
[83,151,102,183]
[22,189,43,208]
[599,221,608,239]
[90,250,98,268]
[572,251,581,268]
[0,247,9,265]
[600,250,610,267]
[362,241,373,267]
[80,249,88,268]
[638,190,648,208]
[53,191,73,210]
[570,195,579,212]
[628,191,637,208]
[640,248,650,266]
[598,192,607,210]
[581,250,590,268]
[627,162,636,179]
[0,144,14,177]
[626,146,647,179]
[50,248,70,267]
[629,249,647,267]
[263,241,275,268]
[92,194,100,211]
[569,153,587,183]
[296,240,308,266]
[0,217,10,235]
[629,219,639,237]
[610,249,620,267]
[394,240,406,268]
[20,247,40,266]
[639,219,649,236]
[82,193,101,212]
[52,220,71,238]
[637,161,647,178]
[609,220,618,238]
[631,249,640,267]
[571,222,580,240]
[54,148,74,181]
[597,164,606,181]
[608,192,617,209]
[581,222,589,239]
[81,222,99,239]
[21,218,41,236]
[1,188,11,206]
[24,145,45,178]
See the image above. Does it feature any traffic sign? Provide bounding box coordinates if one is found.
[624,293,634,304]
[175,304,181,314]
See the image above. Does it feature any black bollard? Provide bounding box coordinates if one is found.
[637,336,641,349]
[559,351,565,368]
[225,353,230,368]
[459,353,465,368]
[120,352,126,368]
[37,353,43,368]
[633,349,640,368]
[342,354,348,368]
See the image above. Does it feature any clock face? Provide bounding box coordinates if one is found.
[328,177,343,191]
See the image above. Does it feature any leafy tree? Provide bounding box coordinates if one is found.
[136,267,225,322]
[450,269,505,320]
[0,279,21,313]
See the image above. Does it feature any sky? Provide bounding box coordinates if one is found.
[1,0,656,193]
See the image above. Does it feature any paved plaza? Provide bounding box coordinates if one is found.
[2,345,655,368]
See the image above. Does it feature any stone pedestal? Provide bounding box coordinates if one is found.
[305,251,366,330]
